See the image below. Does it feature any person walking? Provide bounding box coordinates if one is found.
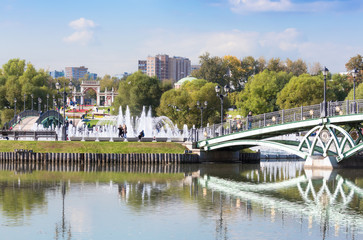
[118,125,124,138]
[247,111,253,130]
[123,124,127,139]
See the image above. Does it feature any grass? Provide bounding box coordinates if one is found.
[0,171,184,183]
[0,141,187,154]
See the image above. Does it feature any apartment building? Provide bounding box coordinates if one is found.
[139,54,191,82]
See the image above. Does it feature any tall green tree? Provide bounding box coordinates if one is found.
[285,58,308,76]
[191,52,229,86]
[237,70,292,115]
[157,79,226,128]
[277,74,325,109]
[113,71,163,116]
[267,58,286,72]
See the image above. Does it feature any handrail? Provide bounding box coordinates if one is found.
[194,99,363,142]
[36,110,64,125]
[4,110,39,129]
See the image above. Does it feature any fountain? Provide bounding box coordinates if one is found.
[63,105,188,141]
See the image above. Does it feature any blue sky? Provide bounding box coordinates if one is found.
[0,0,362,76]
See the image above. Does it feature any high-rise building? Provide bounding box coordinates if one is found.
[65,66,88,80]
[49,70,64,79]
[169,57,191,82]
[139,54,191,82]
[138,60,147,74]
[146,56,160,79]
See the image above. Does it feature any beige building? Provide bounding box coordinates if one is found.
[140,54,191,82]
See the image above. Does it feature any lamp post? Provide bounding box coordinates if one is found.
[56,80,73,141]
[53,94,55,110]
[321,67,329,118]
[352,68,359,113]
[14,98,17,118]
[215,85,230,135]
[46,94,49,111]
[23,94,26,112]
[197,100,207,128]
[38,97,42,114]
[31,94,34,110]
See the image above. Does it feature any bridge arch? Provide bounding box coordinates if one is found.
[36,110,64,128]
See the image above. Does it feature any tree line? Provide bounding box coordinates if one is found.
[1,54,362,129]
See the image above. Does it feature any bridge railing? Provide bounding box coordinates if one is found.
[36,110,64,126]
[194,99,363,142]
[4,110,39,129]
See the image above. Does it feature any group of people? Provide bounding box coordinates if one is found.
[118,124,128,138]
[117,124,145,141]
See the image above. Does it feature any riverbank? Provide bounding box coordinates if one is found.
[0,141,187,154]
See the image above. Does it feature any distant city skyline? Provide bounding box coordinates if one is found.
[1,0,362,77]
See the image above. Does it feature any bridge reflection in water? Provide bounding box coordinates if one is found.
[197,162,363,239]
[0,161,361,240]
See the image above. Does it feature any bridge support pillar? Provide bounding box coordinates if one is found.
[199,150,240,162]
[304,156,339,169]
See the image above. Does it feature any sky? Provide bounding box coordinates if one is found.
[0,0,362,77]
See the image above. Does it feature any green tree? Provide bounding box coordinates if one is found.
[345,54,363,86]
[237,70,292,115]
[346,81,363,101]
[113,71,163,116]
[224,55,244,90]
[240,56,260,82]
[285,58,308,76]
[157,79,226,128]
[277,74,325,109]
[191,52,229,86]
[330,74,351,101]
[267,58,285,72]
[100,74,120,92]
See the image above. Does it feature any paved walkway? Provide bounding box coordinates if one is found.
[13,116,39,131]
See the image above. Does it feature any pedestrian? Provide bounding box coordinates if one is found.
[138,130,144,142]
[123,124,127,138]
[247,111,253,129]
[17,115,21,124]
[118,125,124,138]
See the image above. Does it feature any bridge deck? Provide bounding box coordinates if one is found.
[198,114,363,149]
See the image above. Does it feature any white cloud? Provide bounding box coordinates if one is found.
[63,30,94,46]
[229,0,338,13]
[69,17,96,30]
[63,18,97,45]
[139,28,361,73]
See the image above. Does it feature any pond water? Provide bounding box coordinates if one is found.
[0,161,362,240]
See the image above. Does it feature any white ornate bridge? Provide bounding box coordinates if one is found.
[197,100,363,167]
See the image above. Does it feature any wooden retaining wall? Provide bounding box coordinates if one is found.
[0,151,200,166]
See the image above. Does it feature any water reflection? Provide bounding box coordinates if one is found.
[199,162,363,239]
[54,182,72,240]
[0,162,362,240]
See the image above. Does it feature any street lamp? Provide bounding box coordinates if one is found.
[352,68,359,113]
[46,94,49,111]
[38,97,42,114]
[53,94,55,110]
[14,98,17,118]
[197,100,207,128]
[23,94,26,112]
[215,85,230,135]
[56,80,73,141]
[31,94,34,110]
[321,66,329,118]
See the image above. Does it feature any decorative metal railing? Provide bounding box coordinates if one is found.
[193,99,363,142]
[36,110,64,125]
[4,110,39,129]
